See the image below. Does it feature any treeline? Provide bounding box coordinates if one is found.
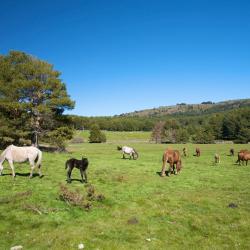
[151,108,250,144]
[70,116,155,131]
[70,107,250,143]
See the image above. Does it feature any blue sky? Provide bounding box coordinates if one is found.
[0,0,249,116]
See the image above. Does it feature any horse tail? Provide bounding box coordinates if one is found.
[36,149,42,168]
[0,145,12,162]
[65,160,69,169]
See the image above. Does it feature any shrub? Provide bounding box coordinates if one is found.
[89,124,106,143]
[48,127,74,151]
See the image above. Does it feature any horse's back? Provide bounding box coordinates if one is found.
[163,149,181,163]
[122,146,133,154]
[4,145,41,162]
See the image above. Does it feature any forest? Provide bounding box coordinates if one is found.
[70,106,250,144]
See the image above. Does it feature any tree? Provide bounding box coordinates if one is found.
[0,51,75,147]
[48,126,74,151]
[192,127,215,144]
[89,124,106,143]
[151,121,165,143]
[175,129,189,143]
[161,119,180,143]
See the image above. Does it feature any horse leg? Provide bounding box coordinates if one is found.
[67,167,72,183]
[8,160,15,178]
[174,163,177,175]
[37,162,42,177]
[161,160,167,177]
[122,153,125,159]
[29,161,36,178]
[0,162,3,176]
[80,168,84,183]
[169,162,174,176]
[84,171,88,183]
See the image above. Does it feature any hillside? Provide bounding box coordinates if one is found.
[118,99,250,117]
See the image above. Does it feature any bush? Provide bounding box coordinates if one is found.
[48,127,74,151]
[89,124,106,143]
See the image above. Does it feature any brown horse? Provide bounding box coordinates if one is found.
[237,150,250,166]
[195,148,201,157]
[161,149,182,177]
[230,148,234,156]
[183,147,188,157]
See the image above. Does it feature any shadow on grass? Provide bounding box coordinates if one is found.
[156,171,171,177]
[66,178,86,183]
[1,173,44,178]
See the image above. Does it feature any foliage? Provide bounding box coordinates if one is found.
[0,51,74,148]
[150,121,165,143]
[71,106,250,144]
[89,124,106,143]
[192,127,215,144]
[48,127,73,151]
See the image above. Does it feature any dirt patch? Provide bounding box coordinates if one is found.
[127,217,139,225]
[59,184,105,211]
[114,175,128,182]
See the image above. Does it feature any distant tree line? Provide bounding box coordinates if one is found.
[70,107,250,143]
[150,108,250,144]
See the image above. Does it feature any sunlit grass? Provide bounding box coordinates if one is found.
[0,134,249,249]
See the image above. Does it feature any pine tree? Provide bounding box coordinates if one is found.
[0,51,75,147]
[89,124,106,143]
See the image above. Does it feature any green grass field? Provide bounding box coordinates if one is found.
[0,132,249,250]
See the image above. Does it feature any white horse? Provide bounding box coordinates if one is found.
[0,145,43,178]
[117,146,139,160]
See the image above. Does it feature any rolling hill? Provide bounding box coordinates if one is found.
[118,99,250,118]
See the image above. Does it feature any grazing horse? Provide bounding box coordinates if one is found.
[65,157,89,183]
[0,145,42,178]
[214,153,220,164]
[117,146,138,160]
[195,148,201,157]
[183,147,188,157]
[236,150,250,166]
[230,148,234,156]
[161,149,182,177]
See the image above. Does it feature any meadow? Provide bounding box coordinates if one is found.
[0,131,249,250]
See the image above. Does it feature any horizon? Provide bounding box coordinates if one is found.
[1,0,249,116]
[70,98,250,117]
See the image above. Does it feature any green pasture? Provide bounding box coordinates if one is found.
[76,130,151,143]
[0,132,249,250]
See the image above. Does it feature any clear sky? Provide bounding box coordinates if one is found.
[1,0,249,116]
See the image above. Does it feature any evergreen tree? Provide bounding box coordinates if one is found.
[0,51,75,147]
[89,124,106,143]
